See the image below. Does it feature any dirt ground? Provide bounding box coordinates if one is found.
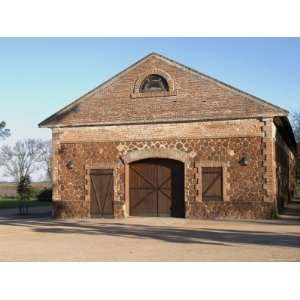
[0,212,299,261]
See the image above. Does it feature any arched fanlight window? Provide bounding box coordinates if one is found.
[140,74,169,92]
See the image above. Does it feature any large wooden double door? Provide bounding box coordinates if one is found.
[129,159,185,217]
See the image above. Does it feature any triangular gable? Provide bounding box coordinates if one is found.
[39,52,288,128]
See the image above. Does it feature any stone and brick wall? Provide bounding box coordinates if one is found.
[51,118,277,219]
[275,129,296,209]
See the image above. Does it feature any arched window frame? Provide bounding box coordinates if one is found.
[131,69,176,98]
[139,74,169,93]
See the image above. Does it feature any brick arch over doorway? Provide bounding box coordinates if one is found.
[122,148,190,164]
[121,148,195,218]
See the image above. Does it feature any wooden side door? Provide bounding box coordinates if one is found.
[90,169,114,217]
[202,167,223,201]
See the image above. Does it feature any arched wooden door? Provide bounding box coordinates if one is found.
[129,159,185,217]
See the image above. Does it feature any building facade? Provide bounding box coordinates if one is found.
[40,53,297,219]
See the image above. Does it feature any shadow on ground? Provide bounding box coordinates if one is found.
[0,216,299,248]
[0,206,52,219]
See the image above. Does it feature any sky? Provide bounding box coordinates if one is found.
[1,37,300,147]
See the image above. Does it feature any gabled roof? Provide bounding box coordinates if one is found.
[39,52,289,128]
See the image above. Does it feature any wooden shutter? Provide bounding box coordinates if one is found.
[202,167,223,201]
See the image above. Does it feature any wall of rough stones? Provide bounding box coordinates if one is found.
[275,129,296,211]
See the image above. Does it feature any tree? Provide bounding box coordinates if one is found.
[291,111,300,142]
[0,121,10,139]
[17,175,32,200]
[17,175,32,216]
[39,140,52,182]
[0,139,46,182]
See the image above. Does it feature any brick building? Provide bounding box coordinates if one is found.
[39,53,297,219]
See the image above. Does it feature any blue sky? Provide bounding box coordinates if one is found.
[1,37,300,146]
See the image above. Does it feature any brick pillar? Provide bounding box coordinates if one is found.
[113,162,126,218]
[262,118,276,204]
[184,159,197,218]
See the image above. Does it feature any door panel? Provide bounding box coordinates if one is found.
[90,169,114,217]
[130,188,157,216]
[171,163,185,217]
[129,159,184,217]
[130,162,157,216]
[157,191,171,217]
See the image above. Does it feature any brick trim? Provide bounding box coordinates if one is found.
[121,148,190,164]
[195,161,230,203]
[262,118,276,203]
[120,148,195,218]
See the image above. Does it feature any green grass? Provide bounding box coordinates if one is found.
[0,198,52,210]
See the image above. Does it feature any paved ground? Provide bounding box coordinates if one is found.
[0,208,299,261]
[0,206,52,218]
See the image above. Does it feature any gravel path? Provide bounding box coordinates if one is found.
[0,216,299,261]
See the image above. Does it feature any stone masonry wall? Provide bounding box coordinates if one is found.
[52,118,275,219]
[275,129,296,211]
